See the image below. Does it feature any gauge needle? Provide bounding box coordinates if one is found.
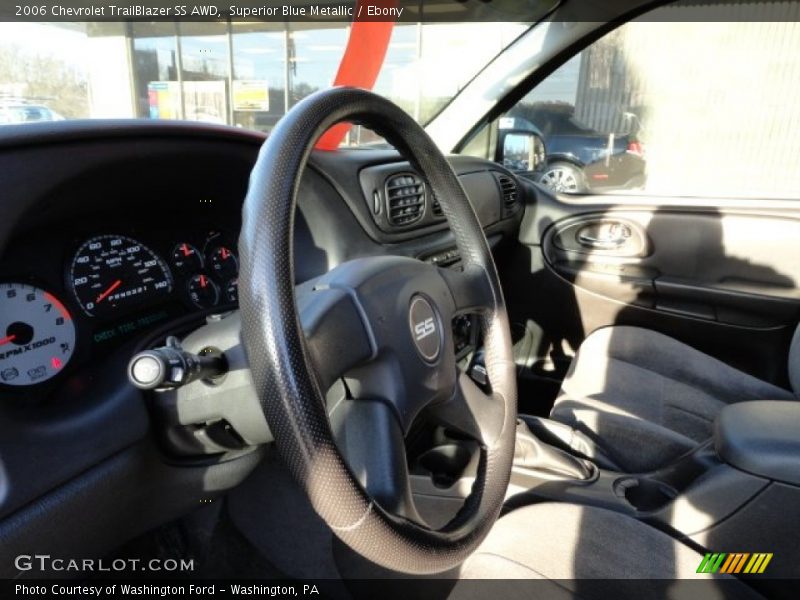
[96,279,122,303]
[0,335,15,346]
[199,275,208,288]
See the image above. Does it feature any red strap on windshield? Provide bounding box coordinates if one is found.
[315,1,397,150]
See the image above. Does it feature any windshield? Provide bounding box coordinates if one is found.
[0,20,528,142]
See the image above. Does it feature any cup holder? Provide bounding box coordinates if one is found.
[613,476,678,511]
[417,443,474,488]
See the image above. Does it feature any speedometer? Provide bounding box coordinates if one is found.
[0,283,76,386]
[69,235,173,318]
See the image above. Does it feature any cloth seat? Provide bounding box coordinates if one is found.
[454,502,761,599]
[549,326,797,473]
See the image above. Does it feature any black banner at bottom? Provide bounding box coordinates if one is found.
[3,578,796,600]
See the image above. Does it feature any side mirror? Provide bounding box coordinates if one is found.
[497,126,547,176]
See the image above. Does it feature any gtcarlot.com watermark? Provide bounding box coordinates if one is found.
[14,554,195,573]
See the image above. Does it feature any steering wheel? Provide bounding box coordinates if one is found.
[238,87,517,575]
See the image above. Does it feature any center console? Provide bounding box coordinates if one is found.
[715,400,800,486]
[411,400,800,589]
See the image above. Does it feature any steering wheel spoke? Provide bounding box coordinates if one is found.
[428,370,508,449]
[330,396,422,524]
[439,264,495,317]
[297,280,374,390]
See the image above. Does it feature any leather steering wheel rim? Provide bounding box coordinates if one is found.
[238,87,517,574]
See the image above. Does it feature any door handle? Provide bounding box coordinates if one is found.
[576,222,632,250]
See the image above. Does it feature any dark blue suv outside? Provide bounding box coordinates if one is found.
[509,103,646,193]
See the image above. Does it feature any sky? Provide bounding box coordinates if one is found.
[0,23,89,64]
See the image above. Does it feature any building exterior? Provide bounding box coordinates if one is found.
[8,20,524,135]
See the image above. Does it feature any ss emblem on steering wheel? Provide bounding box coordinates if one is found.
[409,295,441,362]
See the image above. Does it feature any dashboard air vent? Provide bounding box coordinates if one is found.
[385,173,425,226]
[497,174,518,208]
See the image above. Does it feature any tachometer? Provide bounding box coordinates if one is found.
[0,283,76,386]
[69,235,173,318]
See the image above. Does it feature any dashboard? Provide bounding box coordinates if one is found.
[0,121,526,566]
[0,224,240,390]
[0,122,524,403]
[0,186,246,397]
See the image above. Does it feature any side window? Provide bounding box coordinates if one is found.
[501,19,800,199]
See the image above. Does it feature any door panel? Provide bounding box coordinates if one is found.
[544,211,800,329]
[501,182,800,402]
[482,10,800,415]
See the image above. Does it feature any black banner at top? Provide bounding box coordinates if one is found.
[3,0,800,23]
[3,0,558,23]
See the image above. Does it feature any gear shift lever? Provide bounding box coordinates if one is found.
[514,419,595,480]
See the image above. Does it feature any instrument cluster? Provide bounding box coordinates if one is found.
[0,228,240,389]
